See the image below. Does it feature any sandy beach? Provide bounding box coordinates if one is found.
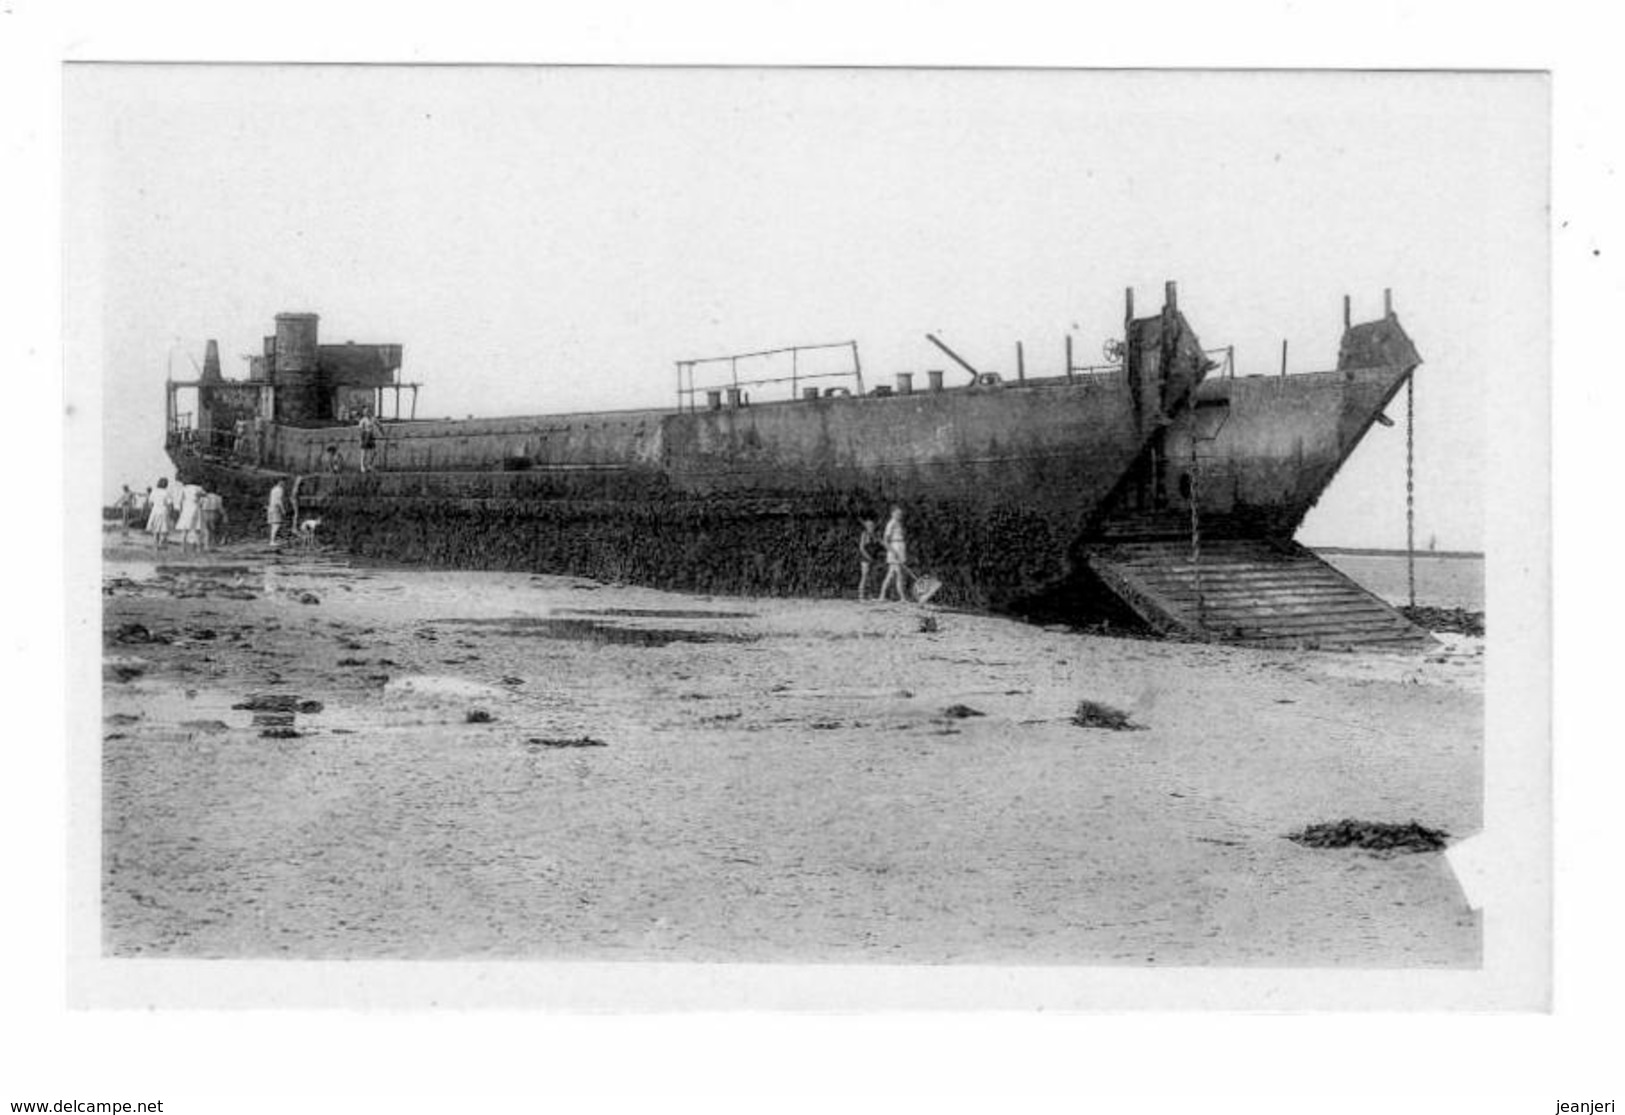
[99,534,1482,965]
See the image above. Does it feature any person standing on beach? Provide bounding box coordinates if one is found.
[358,412,379,473]
[267,479,287,545]
[174,481,205,554]
[114,485,139,538]
[145,478,172,550]
[878,506,910,603]
[857,518,880,601]
[199,489,226,550]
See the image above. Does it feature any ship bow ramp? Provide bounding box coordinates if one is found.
[1077,306,1430,647]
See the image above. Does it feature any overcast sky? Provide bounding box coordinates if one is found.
[66,66,1546,550]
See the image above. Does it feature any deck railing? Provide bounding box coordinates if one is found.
[676,341,864,412]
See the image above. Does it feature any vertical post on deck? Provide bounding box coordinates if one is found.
[1064,334,1074,383]
[850,340,864,395]
[1280,339,1288,378]
[1385,288,1394,318]
[1016,341,1025,383]
[1122,286,1134,383]
[1343,295,1352,330]
[791,348,799,400]
[1227,344,1235,379]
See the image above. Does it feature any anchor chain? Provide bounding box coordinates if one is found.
[1406,376,1416,609]
[1191,458,1203,627]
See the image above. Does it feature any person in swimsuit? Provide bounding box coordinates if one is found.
[358,412,379,473]
[878,506,910,603]
[113,485,139,538]
[199,490,226,550]
[857,518,880,601]
[267,480,287,545]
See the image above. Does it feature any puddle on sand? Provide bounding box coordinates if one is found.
[104,560,158,583]
[156,563,255,578]
[554,607,755,620]
[107,684,373,738]
[446,617,756,646]
[105,560,261,600]
[383,675,511,701]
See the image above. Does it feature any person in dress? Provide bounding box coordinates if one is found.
[145,478,172,550]
[173,481,205,554]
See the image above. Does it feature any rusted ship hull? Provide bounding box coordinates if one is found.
[166,289,1429,644]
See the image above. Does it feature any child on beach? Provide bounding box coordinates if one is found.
[857,518,880,601]
[358,413,379,473]
[114,485,139,539]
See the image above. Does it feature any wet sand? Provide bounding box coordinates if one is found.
[100,537,1483,965]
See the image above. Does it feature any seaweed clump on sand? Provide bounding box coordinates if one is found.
[1399,606,1484,637]
[232,694,323,714]
[526,736,607,749]
[1070,700,1143,731]
[1286,819,1450,854]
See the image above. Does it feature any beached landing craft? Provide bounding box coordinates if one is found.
[164,283,1430,647]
